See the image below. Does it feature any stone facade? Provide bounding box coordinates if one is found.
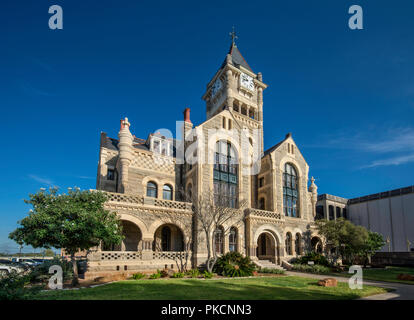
[87,41,323,278]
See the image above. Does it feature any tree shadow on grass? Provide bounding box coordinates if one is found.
[37,277,380,300]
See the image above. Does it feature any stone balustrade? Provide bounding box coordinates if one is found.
[153,251,189,260]
[245,208,283,220]
[89,250,189,262]
[102,191,192,211]
[233,112,260,128]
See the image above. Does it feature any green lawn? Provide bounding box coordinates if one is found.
[334,266,414,285]
[37,276,387,300]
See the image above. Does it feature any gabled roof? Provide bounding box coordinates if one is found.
[263,133,292,157]
[221,43,253,72]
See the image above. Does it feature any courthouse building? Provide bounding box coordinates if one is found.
[85,37,334,277]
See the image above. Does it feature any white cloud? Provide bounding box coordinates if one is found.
[309,127,414,168]
[28,174,55,186]
[362,153,414,168]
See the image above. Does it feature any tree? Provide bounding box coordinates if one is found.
[153,209,193,273]
[42,248,56,257]
[360,232,385,266]
[9,188,123,285]
[192,190,247,273]
[316,218,369,265]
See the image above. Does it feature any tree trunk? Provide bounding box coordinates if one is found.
[71,253,79,286]
[206,233,213,273]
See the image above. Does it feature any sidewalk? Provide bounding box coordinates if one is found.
[285,271,414,300]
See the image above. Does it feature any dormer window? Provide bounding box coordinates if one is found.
[151,136,173,156]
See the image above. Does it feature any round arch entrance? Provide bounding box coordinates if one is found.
[256,232,280,265]
[153,223,184,252]
[104,220,142,251]
[311,236,323,253]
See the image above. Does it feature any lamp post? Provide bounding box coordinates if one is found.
[386,236,391,253]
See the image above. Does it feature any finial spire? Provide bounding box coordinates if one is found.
[229,26,238,46]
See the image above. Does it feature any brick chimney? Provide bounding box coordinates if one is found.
[183,108,191,124]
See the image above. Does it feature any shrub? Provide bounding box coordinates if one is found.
[292,264,331,274]
[295,252,330,267]
[213,252,256,277]
[0,271,44,300]
[260,268,285,275]
[132,272,145,280]
[160,269,169,278]
[29,257,73,284]
[149,270,162,279]
[171,272,185,278]
[186,269,200,278]
[203,271,214,279]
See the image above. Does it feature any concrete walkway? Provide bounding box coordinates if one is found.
[285,271,414,300]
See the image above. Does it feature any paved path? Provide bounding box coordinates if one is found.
[285,271,414,300]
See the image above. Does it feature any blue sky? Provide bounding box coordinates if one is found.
[0,0,413,253]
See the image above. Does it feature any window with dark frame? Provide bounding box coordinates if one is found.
[163,184,172,200]
[213,141,238,208]
[146,181,157,198]
[283,163,299,217]
[229,227,237,252]
[259,177,264,188]
[107,169,115,181]
[214,228,224,254]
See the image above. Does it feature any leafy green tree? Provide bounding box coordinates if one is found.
[316,218,369,264]
[360,232,385,266]
[42,248,56,257]
[9,188,123,285]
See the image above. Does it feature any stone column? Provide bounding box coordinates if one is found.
[118,118,133,193]
[141,238,153,260]
[225,68,233,110]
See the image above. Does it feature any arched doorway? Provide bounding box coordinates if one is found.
[311,236,323,253]
[104,220,142,251]
[256,232,280,264]
[153,224,184,251]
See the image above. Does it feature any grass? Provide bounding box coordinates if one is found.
[36,276,387,300]
[333,266,414,285]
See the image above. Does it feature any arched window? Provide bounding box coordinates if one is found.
[146,181,157,198]
[229,227,237,252]
[295,233,302,255]
[259,197,265,210]
[283,163,299,217]
[214,227,224,254]
[163,184,172,200]
[285,232,292,255]
[161,226,171,251]
[213,141,238,208]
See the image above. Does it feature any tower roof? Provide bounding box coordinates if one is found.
[221,42,253,73]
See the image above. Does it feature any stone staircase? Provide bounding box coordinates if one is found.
[255,259,285,271]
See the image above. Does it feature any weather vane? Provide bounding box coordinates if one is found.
[229,26,238,45]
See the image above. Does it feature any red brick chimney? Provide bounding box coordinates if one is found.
[183,108,191,124]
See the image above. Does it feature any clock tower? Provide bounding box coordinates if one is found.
[202,31,267,154]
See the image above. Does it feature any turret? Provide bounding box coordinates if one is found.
[118,117,133,193]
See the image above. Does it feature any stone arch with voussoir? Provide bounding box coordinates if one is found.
[148,218,191,251]
[117,213,150,251]
[253,224,284,265]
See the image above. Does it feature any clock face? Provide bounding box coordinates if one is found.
[211,78,222,97]
[240,73,254,91]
